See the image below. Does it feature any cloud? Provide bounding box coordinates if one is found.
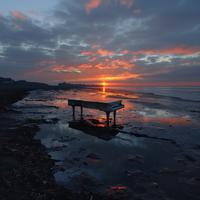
[85,0,102,13]
[11,11,27,20]
[51,65,81,73]
[95,59,134,69]
[120,0,134,8]
[85,0,134,13]
[96,48,115,57]
[103,72,140,81]
[133,46,200,56]
[81,48,115,57]
[64,72,141,82]
[0,0,200,85]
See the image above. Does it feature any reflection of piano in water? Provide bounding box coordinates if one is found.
[68,119,122,140]
[68,99,125,140]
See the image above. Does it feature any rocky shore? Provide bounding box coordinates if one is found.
[0,124,70,200]
[0,87,76,199]
[0,89,28,111]
[0,88,125,200]
[0,116,128,200]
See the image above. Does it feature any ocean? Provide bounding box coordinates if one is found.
[108,86,200,101]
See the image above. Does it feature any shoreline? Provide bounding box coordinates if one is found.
[0,88,29,111]
[0,123,73,200]
[0,89,124,200]
[1,86,200,200]
[0,89,75,199]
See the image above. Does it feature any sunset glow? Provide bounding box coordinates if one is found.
[102,81,107,87]
[0,0,199,86]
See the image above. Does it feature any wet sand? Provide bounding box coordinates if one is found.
[1,88,200,200]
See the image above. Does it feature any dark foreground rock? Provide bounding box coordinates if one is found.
[0,124,73,200]
[0,124,124,200]
[0,120,128,200]
[0,88,28,111]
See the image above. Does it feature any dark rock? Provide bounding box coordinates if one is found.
[193,144,200,150]
[184,154,196,162]
[128,154,144,163]
[87,153,101,160]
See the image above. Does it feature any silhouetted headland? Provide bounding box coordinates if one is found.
[0,77,88,111]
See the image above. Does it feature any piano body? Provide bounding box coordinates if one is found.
[68,99,124,126]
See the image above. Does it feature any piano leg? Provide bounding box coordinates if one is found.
[80,106,83,119]
[113,111,116,126]
[72,106,75,121]
[106,112,110,127]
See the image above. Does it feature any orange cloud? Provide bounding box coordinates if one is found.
[89,57,97,62]
[81,48,125,57]
[85,0,102,13]
[52,58,134,72]
[108,59,133,69]
[66,72,141,82]
[81,46,200,59]
[133,46,200,55]
[77,64,93,69]
[11,11,27,20]
[97,48,114,56]
[48,57,138,84]
[85,0,134,13]
[159,46,200,55]
[103,72,140,81]
[81,51,94,56]
[81,48,115,57]
[91,58,134,70]
[120,49,129,54]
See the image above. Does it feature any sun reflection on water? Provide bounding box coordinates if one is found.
[35,88,193,127]
[102,81,107,94]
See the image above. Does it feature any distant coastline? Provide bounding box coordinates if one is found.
[0,77,90,110]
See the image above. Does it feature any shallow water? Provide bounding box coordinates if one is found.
[14,88,200,200]
[112,86,200,101]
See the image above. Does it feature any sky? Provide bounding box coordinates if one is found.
[0,0,200,86]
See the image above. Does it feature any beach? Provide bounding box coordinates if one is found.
[1,87,200,200]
